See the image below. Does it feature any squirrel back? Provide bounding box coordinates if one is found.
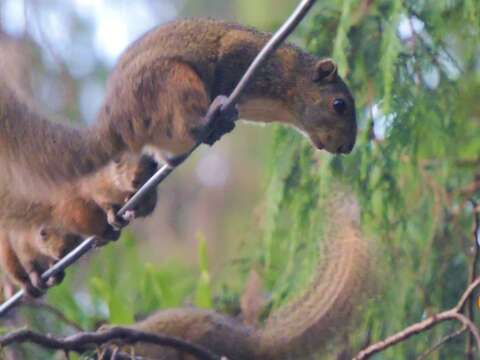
[0,18,355,201]
[101,192,371,360]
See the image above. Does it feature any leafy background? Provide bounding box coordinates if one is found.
[1,0,479,359]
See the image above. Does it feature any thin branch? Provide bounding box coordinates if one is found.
[416,326,466,360]
[353,278,480,360]
[465,199,480,359]
[0,326,221,360]
[456,278,480,313]
[353,199,480,360]
[353,310,456,359]
[448,312,480,349]
[353,309,478,360]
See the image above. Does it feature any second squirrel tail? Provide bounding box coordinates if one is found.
[256,192,371,359]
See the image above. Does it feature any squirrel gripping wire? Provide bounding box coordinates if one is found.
[0,0,318,316]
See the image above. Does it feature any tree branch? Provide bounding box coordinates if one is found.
[0,326,221,360]
[353,305,480,360]
[416,326,466,360]
[353,214,480,360]
[354,258,480,360]
[465,199,480,359]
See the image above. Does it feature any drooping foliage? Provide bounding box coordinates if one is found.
[257,0,480,357]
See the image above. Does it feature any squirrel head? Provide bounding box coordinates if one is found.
[298,58,356,154]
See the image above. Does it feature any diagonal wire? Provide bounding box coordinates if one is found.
[0,0,318,316]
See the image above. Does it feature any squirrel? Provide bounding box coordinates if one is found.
[0,38,161,296]
[99,192,371,360]
[0,153,158,297]
[0,18,355,297]
[0,18,356,204]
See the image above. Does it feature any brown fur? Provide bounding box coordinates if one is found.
[0,227,67,297]
[100,193,371,360]
[0,154,157,296]
[0,18,355,202]
[0,18,355,301]
[0,154,157,234]
[0,230,35,295]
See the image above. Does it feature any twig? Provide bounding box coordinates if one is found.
[353,278,480,360]
[466,199,480,359]
[353,202,480,359]
[416,326,466,360]
[0,326,221,360]
[456,278,480,313]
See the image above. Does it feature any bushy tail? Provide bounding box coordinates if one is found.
[256,192,372,359]
[101,192,373,360]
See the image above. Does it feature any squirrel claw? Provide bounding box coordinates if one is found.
[26,271,47,298]
[199,95,238,146]
[45,262,65,287]
[106,206,129,231]
[46,272,65,288]
[123,210,136,222]
[101,225,121,243]
[131,155,158,190]
[23,283,44,298]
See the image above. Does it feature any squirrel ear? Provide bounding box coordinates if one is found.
[313,58,338,82]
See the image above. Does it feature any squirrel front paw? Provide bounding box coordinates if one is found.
[25,259,65,298]
[111,154,159,222]
[93,223,121,247]
[193,95,238,146]
[131,155,158,190]
[22,269,64,298]
[114,154,158,193]
[105,205,129,231]
[124,187,158,220]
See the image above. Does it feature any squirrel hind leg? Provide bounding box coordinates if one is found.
[0,230,45,297]
[33,226,80,287]
[8,228,69,296]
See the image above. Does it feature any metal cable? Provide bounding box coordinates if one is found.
[0,0,318,316]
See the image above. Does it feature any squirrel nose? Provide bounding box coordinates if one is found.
[337,142,354,154]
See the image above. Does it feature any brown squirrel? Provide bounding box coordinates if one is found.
[0,153,158,297]
[0,38,160,296]
[0,18,355,298]
[0,18,355,203]
[99,193,370,360]
[0,19,355,298]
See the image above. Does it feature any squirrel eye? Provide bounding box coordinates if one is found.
[39,228,48,240]
[332,98,347,115]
